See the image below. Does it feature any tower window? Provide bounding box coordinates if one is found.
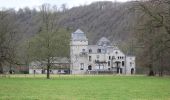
[130,62,132,67]
[97,55,100,59]
[97,49,101,53]
[80,63,84,70]
[89,56,92,62]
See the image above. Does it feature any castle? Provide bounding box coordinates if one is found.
[70,29,135,74]
[29,29,136,75]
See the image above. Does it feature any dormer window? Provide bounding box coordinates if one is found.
[89,49,92,53]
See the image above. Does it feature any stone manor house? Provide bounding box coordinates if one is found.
[70,29,135,74]
[29,29,135,74]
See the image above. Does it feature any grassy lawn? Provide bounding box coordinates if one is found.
[0,75,170,100]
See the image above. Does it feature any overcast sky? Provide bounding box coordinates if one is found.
[0,0,131,10]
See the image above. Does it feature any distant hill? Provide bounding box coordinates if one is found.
[57,1,137,44]
[14,1,137,46]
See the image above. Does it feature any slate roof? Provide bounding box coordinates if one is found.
[74,29,84,34]
[97,37,111,46]
[72,29,87,40]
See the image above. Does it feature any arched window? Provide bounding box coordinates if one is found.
[122,61,124,66]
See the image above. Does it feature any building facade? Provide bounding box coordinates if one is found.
[29,57,70,74]
[70,29,135,74]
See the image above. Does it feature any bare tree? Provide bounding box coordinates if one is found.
[134,0,170,76]
[28,4,70,79]
[0,9,19,74]
[61,4,68,13]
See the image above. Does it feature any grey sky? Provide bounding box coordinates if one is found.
[0,0,131,10]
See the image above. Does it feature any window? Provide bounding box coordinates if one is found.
[97,49,101,53]
[89,49,92,53]
[115,51,118,54]
[112,56,115,60]
[130,62,132,67]
[122,61,124,66]
[82,49,85,52]
[89,56,92,62]
[97,55,100,59]
[82,49,86,55]
[108,61,110,66]
[109,56,111,60]
[118,56,119,59]
[80,63,84,70]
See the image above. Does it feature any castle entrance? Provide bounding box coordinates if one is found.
[88,65,92,70]
[131,68,134,74]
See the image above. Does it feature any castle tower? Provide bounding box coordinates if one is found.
[70,29,88,74]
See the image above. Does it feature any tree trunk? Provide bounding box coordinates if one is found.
[148,64,154,76]
[159,51,163,77]
[47,58,50,79]
[47,65,50,79]
[0,63,3,74]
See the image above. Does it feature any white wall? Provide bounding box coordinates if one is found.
[125,56,136,74]
[70,39,89,73]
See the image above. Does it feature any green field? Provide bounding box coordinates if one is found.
[0,75,170,100]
